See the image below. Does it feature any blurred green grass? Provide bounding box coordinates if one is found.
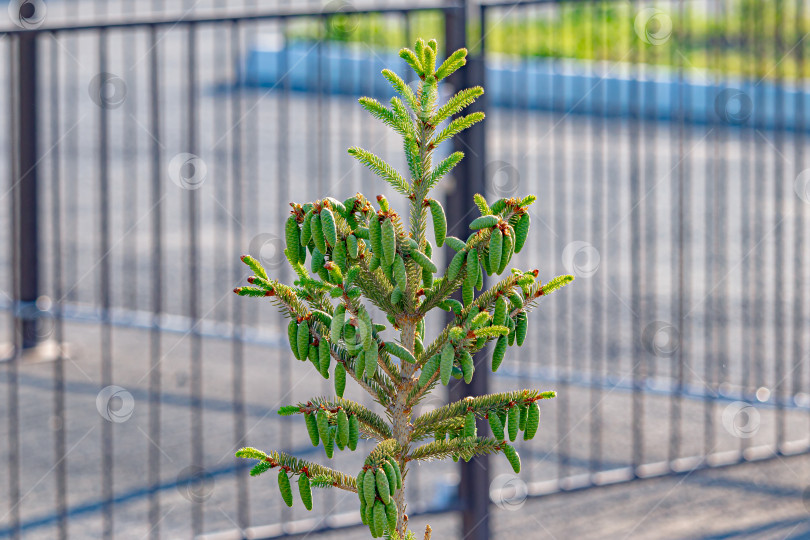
[288,1,807,81]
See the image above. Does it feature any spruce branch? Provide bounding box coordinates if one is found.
[408,436,502,462]
[348,147,412,197]
[431,112,485,147]
[236,448,357,492]
[291,397,393,441]
[412,390,556,433]
[431,86,483,125]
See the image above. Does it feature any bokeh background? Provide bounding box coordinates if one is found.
[2,0,810,539]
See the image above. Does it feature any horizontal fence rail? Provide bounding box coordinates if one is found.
[1,0,809,539]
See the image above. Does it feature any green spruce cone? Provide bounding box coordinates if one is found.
[381,217,396,267]
[460,349,474,383]
[498,410,508,429]
[464,411,476,437]
[462,279,474,306]
[334,362,346,397]
[440,343,454,385]
[311,212,327,254]
[488,227,502,272]
[369,215,383,254]
[525,400,540,440]
[475,261,484,290]
[507,405,520,442]
[278,469,294,507]
[348,413,359,450]
[410,247,437,274]
[373,500,386,536]
[428,199,447,247]
[515,212,530,253]
[285,216,300,265]
[347,234,359,258]
[494,295,507,325]
[301,210,313,247]
[333,240,347,273]
[470,215,499,229]
[320,207,337,248]
[385,500,398,531]
[419,355,440,386]
[363,468,377,507]
[288,320,301,360]
[364,345,377,379]
[519,403,528,431]
[304,412,320,446]
[318,339,330,379]
[316,409,330,445]
[356,469,366,504]
[492,335,507,372]
[516,312,528,346]
[465,249,479,290]
[375,468,391,504]
[337,409,349,448]
[298,474,313,510]
[390,285,403,304]
[323,428,335,458]
[355,348,366,375]
[507,315,516,346]
[308,342,320,372]
[387,456,403,489]
[488,413,505,440]
[499,227,514,274]
[360,500,367,525]
[445,236,466,252]
[382,461,397,497]
[393,254,408,291]
[383,341,416,364]
[447,250,466,281]
[503,444,521,473]
[331,304,345,343]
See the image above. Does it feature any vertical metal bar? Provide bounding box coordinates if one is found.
[553,0,570,483]
[446,4,490,539]
[277,18,291,527]
[643,0,657,383]
[186,21,204,537]
[793,0,805,420]
[231,20,249,531]
[49,31,68,540]
[628,0,643,472]
[702,0,716,458]
[147,23,163,540]
[98,27,115,540]
[773,0,786,450]
[590,0,606,476]
[670,0,690,464]
[7,34,22,540]
[16,31,40,350]
[739,0,753,424]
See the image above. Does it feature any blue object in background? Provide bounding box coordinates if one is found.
[245,39,809,132]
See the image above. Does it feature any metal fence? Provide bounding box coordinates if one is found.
[2,0,809,538]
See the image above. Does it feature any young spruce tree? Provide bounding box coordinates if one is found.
[234,39,573,539]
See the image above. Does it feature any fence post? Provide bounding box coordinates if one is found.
[444,4,491,540]
[15,32,41,351]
